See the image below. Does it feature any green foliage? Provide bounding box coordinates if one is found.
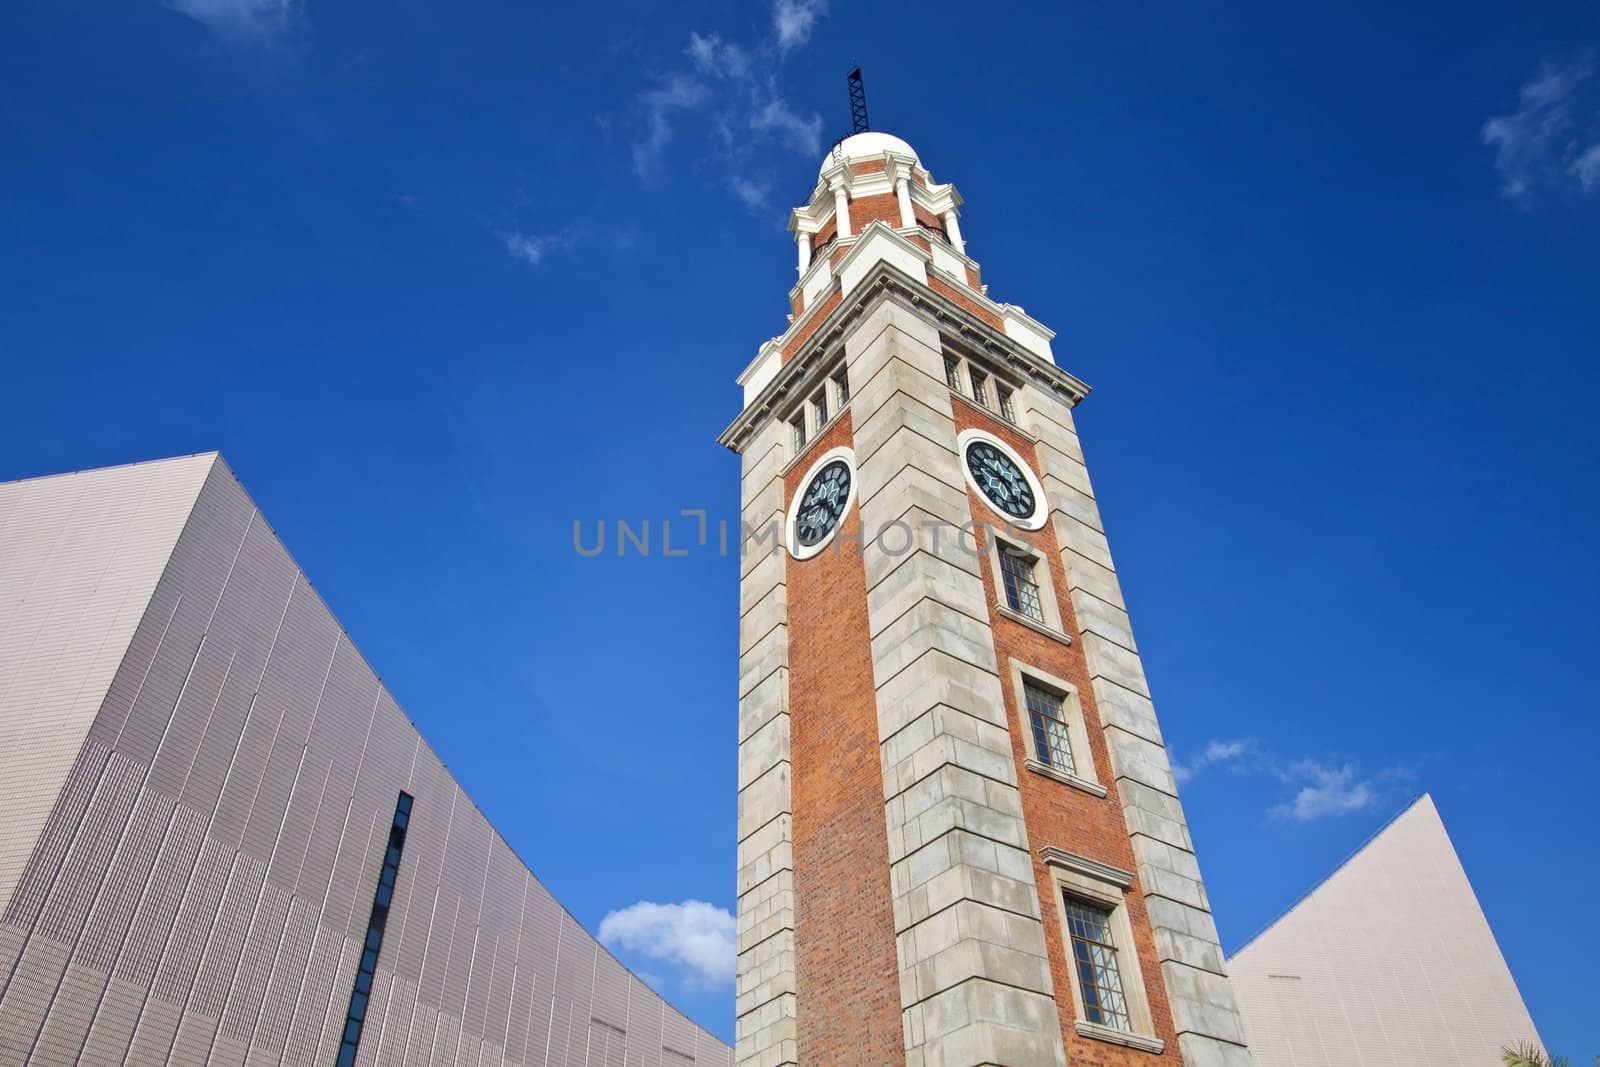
[1501,1041,1569,1067]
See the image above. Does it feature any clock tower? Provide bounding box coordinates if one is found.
[720,131,1253,1067]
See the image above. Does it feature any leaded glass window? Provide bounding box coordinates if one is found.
[944,354,962,390]
[998,385,1016,422]
[791,414,807,453]
[1024,679,1075,775]
[1063,897,1132,1031]
[970,367,990,407]
[1000,547,1044,622]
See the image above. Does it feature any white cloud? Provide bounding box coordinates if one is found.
[167,0,296,42]
[1177,737,1405,822]
[502,229,574,267]
[633,73,711,179]
[598,900,734,989]
[729,177,771,211]
[750,94,824,156]
[1570,143,1600,193]
[773,0,827,53]
[686,32,750,80]
[1269,761,1379,822]
[1172,737,1259,784]
[1482,56,1600,201]
[628,6,828,198]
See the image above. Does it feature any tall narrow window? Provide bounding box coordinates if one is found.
[999,547,1045,622]
[833,368,850,407]
[998,385,1016,423]
[969,367,990,407]
[813,389,829,428]
[944,354,962,390]
[1063,897,1132,1031]
[335,792,413,1067]
[791,414,808,454]
[1023,680,1075,775]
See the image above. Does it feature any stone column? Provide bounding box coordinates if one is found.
[942,210,965,254]
[832,179,853,240]
[796,231,812,275]
[895,173,915,229]
[848,294,1067,1067]
[734,415,797,1067]
[1021,387,1254,1067]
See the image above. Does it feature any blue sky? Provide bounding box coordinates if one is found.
[2,0,1597,1055]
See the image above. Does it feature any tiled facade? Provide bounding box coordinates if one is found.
[0,454,730,1067]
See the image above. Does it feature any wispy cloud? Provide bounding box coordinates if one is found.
[1482,54,1600,202]
[773,0,827,53]
[1176,737,1409,822]
[598,900,734,989]
[167,0,297,43]
[502,228,576,267]
[1172,737,1260,784]
[634,73,712,180]
[750,96,824,156]
[1571,143,1600,194]
[729,177,771,211]
[629,1,828,200]
[686,32,750,80]
[1267,760,1378,821]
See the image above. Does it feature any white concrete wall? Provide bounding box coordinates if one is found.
[1229,795,1542,1067]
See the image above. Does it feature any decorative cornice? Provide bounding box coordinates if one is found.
[719,257,1091,454]
[1039,846,1135,889]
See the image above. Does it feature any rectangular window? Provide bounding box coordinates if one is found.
[791,414,807,453]
[969,367,990,407]
[833,368,850,407]
[813,389,829,428]
[1063,897,1132,1032]
[336,792,413,1067]
[944,354,962,390]
[1000,548,1045,622]
[1024,680,1076,776]
[998,385,1016,422]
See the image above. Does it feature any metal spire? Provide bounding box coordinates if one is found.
[848,67,870,134]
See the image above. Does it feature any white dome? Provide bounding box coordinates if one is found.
[819,131,919,177]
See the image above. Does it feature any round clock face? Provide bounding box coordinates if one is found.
[965,440,1036,519]
[957,429,1048,530]
[793,459,851,548]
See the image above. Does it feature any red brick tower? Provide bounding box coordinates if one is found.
[721,132,1252,1067]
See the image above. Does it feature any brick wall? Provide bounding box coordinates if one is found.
[783,415,906,1064]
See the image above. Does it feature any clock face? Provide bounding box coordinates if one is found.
[793,459,852,548]
[965,440,1037,520]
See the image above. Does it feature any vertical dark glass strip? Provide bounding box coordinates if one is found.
[335,791,412,1067]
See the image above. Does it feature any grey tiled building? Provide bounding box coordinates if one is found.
[0,453,729,1067]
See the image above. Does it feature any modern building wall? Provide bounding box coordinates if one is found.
[1229,794,1542,1067]
[0,454,730,1067]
